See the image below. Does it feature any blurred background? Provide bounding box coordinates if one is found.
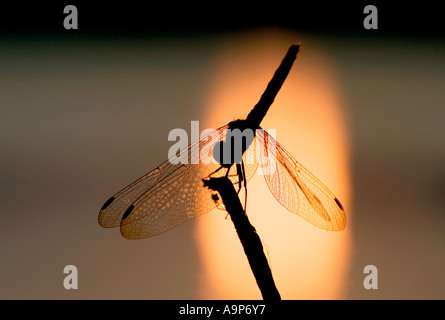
[0,3,444,299]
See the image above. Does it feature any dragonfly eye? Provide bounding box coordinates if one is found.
[213,130,253,167]
[212,140,238,166]
[212,141,224,165]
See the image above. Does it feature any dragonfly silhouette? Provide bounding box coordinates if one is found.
[99,45,346,239]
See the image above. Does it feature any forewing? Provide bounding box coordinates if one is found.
[258,128,346,231]
[98,158,181,229]
[98,125,227,237]
[119,160,216,238]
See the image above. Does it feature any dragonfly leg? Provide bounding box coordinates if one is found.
[241,161,247,191]
[234,162,248,210]
[236,163,243,193]
[225,166,230,178]
[241,161,248,211]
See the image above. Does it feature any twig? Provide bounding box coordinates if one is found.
[203,177,281,300]
[246,44,300,128]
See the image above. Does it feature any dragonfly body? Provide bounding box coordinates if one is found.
[211,119,256,196]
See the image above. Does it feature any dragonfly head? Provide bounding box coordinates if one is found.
[213,120,256,167]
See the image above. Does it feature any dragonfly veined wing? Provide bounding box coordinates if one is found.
[98,124,260,239]
[257,128,346,231]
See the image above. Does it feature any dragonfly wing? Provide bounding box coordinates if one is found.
[98,158,180,229]
[257,128,346,231]
[120,161,217,238]
[98,125,229,238]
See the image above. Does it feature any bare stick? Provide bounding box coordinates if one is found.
[203,177,281,300]
[246,44,300,128]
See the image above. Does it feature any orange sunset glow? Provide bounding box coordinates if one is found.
[195,33,352,299]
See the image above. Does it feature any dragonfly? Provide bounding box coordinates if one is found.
[98,45,346,239]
